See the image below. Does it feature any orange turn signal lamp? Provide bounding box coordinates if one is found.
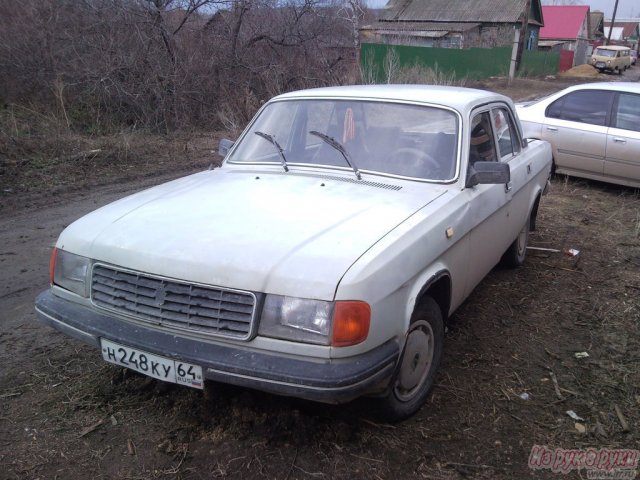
[331,301,371,347]
[49,247,58,285]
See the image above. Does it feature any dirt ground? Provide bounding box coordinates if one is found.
[1,74,639,480]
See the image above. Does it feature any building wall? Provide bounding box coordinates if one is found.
[541,38,589,65]
[362,24,540,50]
[364,32,465,49]
[476,24,517,48]
[577,16,589,40]
[574,38,590,65]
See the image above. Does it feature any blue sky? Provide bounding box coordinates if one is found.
[364,0,640,19]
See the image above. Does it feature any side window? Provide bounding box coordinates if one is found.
[613,93,640,132]
[492,107,521,160]
[546,97,564,119]
[546,90,614,126]
[469,112,496,164]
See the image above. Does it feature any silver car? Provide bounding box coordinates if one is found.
[516,82,640,188]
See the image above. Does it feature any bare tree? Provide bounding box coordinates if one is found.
[383,47,400,83]
[336,0,366,51]
[0,0,357,132]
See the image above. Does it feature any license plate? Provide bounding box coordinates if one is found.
[596,62,605,68]
[100,339,203,389]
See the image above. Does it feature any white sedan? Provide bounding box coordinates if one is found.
[517,82,640,188]
[36,85,552,420]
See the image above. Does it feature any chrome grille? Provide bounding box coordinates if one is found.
[91,264,256,340]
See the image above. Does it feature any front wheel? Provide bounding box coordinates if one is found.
[500,217,529,267]
[371,296,444,421]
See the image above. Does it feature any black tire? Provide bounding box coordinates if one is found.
[500,217,529,268]
[372,296,444,422]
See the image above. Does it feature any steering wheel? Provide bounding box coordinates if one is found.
[391,148,440,178]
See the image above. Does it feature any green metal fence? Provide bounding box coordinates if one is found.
[361,43,559,81]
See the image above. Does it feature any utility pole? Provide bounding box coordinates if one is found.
[515,0,531,72]
[508,27,520,85]
[606,0,620,45]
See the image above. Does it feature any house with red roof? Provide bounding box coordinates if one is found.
[538,5,590,69]
[604,20,639,50]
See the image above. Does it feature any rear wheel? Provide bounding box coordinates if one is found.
[500,217,529,267]
[372,296,444,421]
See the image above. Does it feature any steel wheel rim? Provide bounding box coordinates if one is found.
[394,320,434,402]
[516,223,528,258]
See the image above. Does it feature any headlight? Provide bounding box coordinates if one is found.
[259,295,333,344]
[259,295,370,346]
[51,248,91,297]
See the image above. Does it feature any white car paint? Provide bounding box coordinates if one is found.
[37,85,553,413]
[516,82,640,188]
[58,167,446,301]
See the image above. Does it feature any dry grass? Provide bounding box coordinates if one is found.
[0,105,222,214]
[2,175,638,480]
[1,76,639,479]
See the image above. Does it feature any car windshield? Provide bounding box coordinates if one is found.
[227,99,459,181]
[595,48,617,57]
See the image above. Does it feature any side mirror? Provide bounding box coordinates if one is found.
[218,138,235,157]
[466,161,510,188]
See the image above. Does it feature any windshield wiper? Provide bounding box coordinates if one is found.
[254,131,289,172]
[309,131,361,180]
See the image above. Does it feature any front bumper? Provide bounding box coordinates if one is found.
[35,290,399,403]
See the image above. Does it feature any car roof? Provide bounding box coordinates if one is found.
[561,82,640,94]
[272,85,511,114]
[594,45,630,51]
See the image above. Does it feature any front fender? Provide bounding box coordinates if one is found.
[409,268,451,322]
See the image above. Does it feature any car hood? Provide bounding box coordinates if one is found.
[59,168,446,300]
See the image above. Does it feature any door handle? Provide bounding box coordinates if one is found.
[527,164,531,174]
[546,126,558,132]
[613,137,627,143]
